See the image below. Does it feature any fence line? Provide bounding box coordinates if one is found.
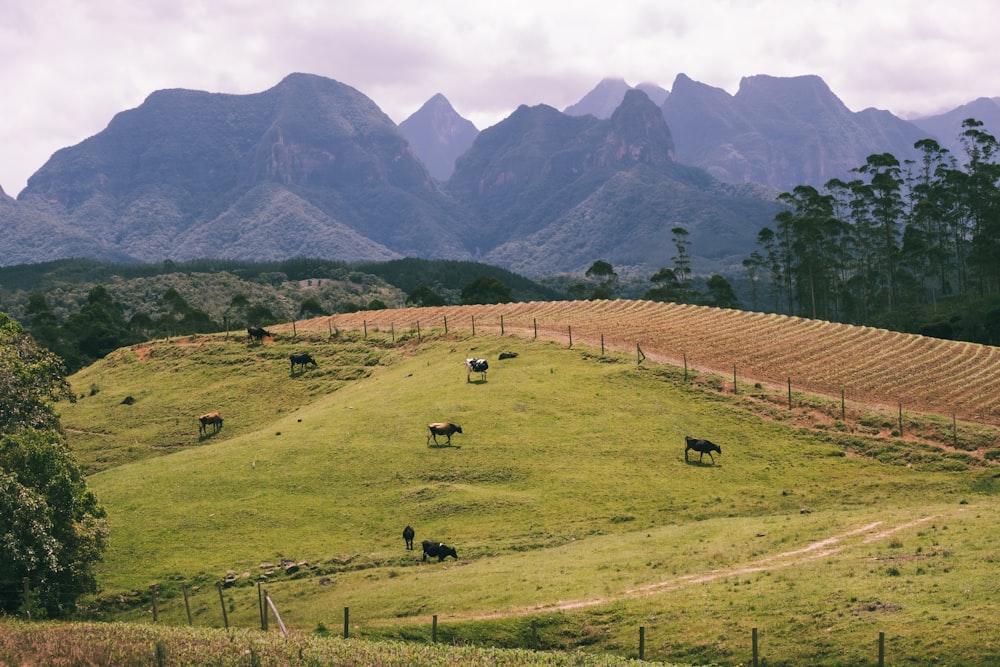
[91,580,898,665]
[320,314,986,449]
[308,304,1000,426]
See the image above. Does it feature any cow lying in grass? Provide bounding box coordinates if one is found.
[422,540,458,562]
[685,435,721,464]
[427,422,462,446]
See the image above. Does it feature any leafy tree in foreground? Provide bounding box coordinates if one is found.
[0,313,107,617]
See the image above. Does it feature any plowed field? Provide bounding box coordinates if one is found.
[284,300,1000,425]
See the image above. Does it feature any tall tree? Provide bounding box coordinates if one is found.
[854,153,905,311]
[0,313,107,617]
[584,260,619,300]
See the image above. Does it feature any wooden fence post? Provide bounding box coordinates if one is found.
[472,316,476,336]
[363,320,367,338]
[217,582,229,629]
[344,607,350,639]
[878,631,885,667]
[501,315,505,335]
[568,325,573,348]
[444,316,448,334]
[533,318,537,339]
[182,583,192,625]
[391,323,395,342]
[264,590,287,637]
[752,627,759,667]
[733,364,738,394]
[432,614,438,643]
[639,626,645,660]
[260,584,268,632]
[683,352,688,380]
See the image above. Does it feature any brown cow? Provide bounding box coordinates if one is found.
[198,411,224,435]
[427,422,462,446]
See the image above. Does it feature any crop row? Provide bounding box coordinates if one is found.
[298,300,1000,426]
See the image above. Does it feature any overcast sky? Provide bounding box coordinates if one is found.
[3,0,998,196]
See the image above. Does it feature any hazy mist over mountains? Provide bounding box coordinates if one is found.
[2,71,997,279]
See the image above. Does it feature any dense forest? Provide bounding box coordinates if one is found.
[0,258,560,373]
[748,118,1000,345]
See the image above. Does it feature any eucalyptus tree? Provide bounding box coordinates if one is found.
[772,185,844,320]
[904,138,959,303]
[853,153,906,312]
[958,119,1000,294]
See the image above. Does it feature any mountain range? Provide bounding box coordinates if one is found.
[1,71,997,279]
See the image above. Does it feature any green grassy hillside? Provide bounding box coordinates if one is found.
[59,327,1000,665]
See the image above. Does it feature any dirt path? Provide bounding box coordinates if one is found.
[383,515,939,625]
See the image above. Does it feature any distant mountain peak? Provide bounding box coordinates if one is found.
[399,94,479,181]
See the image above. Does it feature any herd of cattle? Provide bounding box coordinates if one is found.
[191,328,723,565]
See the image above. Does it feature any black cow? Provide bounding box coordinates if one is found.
[466,358,488,382]
[685,435,722,464]
[427,422,462,446]
[247,326,272,343]
[403,525,415,550]
[290,353,317,372]
[422,540,458,562]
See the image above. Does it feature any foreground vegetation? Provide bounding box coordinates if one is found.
[0,620,686,666]
[48,303,1000,665]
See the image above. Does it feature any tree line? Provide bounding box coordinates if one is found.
[747,118,1000,344]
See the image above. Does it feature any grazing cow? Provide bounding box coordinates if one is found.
[290,352,318,372]
[247,326,272,343]
[198,411,224,435]
[422,540,458,562]
[466,358,488,382]
[403,525,415,550]
[427,422,462,446]
[685,435,722,464]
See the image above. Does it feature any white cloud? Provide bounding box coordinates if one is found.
[1,0,998,196]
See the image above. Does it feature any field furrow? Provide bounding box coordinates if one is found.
[318,300,1000,424]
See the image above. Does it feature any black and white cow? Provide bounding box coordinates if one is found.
[466,358,488,382]
[422,540,458,562]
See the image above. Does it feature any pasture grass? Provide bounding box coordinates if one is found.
[56,329,1000,665]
